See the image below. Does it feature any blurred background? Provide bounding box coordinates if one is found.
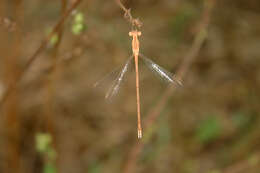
[0,0,260,173]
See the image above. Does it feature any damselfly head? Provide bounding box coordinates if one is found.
[129,30,141,37]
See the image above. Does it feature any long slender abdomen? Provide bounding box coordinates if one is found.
[134,54,142,138]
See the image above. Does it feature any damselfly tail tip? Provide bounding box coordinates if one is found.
[138,130,142,139]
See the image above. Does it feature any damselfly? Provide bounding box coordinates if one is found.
[94,30,182,139]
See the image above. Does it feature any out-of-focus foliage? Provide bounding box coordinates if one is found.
[170,4,199,43]
[196,116,221,143]
[71,11,86,35]
[36,133,57,173]
[0,0,260,173]
[36,133,52,153]
[46,28,59,46]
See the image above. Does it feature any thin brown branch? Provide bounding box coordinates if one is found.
[0,0,83,110]
[2,0,24,172]
[122,0,216,173]
[115,0,142,28]
[44,0,67,133]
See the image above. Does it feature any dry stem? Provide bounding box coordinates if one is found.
[0,0,83,110]
[1,0,23,172]
[115,0,142,29]
[44,0,67,171]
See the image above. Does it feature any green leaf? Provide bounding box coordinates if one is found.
[88,161,103,173]
[46,28,59,46]
[44,162,56,173]
[35,133,52,153]
[72,23,85,35]
[196,116,221,143]
[74,12,84,23]
[50,34,59,45]
[71,11,86,35]
[47,148,57,160]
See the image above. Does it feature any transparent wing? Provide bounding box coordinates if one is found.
[94,55,134,100]
[139,53,183,86]
[93,67,121,88]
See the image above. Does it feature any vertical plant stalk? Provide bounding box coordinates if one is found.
[44,0,67,145]
[0,0,83,110]
[43,0,67,171]
[1,0,24,172]
[0,2,6,172]
[122,0,216,173]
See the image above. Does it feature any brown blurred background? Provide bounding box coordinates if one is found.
[0,0,260,173]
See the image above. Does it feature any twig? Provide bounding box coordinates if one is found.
[122,0,216,173]
[44,0,67,133]
[2,0,23,172]
[0,0,83,110]
[115,0,142,28]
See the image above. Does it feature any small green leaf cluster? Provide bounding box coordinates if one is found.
[35,133,57,173]
[196,116,221,143]
[71,11,86,35]
[46,28,59,46]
